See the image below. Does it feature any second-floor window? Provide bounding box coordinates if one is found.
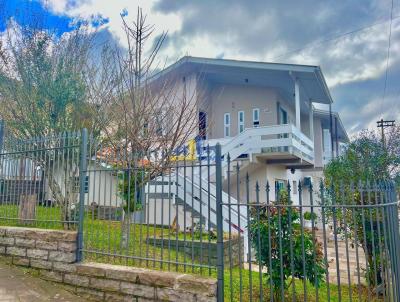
[238,111,244,133]
[224,113,231,137]
[253,108,260,127]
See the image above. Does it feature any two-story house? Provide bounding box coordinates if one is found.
[147,56,347,199]
[142,57,349,261]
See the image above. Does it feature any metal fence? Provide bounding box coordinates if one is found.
[220,155,400,302]
[0,131,82,230]
[0,129,399,302]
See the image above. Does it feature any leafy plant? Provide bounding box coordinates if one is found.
[304,211,317,221]
[324,129,400,289]
[249,189,325,301]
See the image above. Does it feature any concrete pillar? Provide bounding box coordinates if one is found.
[309,101,314,141]
[295,78,301,129]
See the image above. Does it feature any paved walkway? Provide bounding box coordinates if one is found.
[0,261,86,302]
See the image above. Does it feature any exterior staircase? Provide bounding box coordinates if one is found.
[145,124,315,261]
[314,228,367,285]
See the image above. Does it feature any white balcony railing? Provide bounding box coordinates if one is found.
[206,124,314,164]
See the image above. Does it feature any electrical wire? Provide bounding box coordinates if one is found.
[381,0,395,115]
[270,14,400,61]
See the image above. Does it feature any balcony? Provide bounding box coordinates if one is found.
[206,124,314,166]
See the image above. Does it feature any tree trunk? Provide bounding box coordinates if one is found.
[18,194,36,225]
[121,210,131,250]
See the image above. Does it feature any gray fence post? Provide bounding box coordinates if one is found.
[215,144,224,302]
[0,120,4,152]
[77,128,88,262]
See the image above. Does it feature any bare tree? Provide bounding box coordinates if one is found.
[99,8,206,246]
[0,16,106,227]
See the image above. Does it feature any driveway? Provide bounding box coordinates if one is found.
[0,261,86,302]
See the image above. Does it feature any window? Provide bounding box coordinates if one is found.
[253,108,260,127]
[156,114,163,136]
[73,176,89,193]
[292,181,297,195]
[199,111,207,140]
[238,111,244,133]
[224,113,231,137]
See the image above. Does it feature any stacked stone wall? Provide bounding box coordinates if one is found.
[0,226,217,302]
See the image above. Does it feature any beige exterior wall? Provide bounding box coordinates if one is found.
[223,160,311,206]
[206,84,280,139]
[200,82,313,142]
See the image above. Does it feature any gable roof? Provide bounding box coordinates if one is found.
[149,56,333,105]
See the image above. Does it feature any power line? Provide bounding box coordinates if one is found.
[270,14,400,61]
[382,0,395,113]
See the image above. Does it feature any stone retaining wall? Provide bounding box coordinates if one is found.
[147,236,244,267]
[0,226,217,302]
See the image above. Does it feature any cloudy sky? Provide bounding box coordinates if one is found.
[1,0,399,136]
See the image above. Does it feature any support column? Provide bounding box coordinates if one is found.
[309,100,314,141]
[295,78,301,129]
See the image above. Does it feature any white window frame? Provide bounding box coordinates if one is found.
[224,113,231,137]
[252,108,260,127]
[238,111,245,134]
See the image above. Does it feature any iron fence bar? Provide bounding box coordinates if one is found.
[320,181,331,301]
[377,183,390,302]
[340,182,352,302]
[227,154,234,302]
[236,162,243,302]
[266,182,273,302]
[277,186,284,301]
[330,184,342,302]
[359,181,372,300]
[388,182,400,300]
[299,183,308,302]
[215,143,224,302]
[287,181,296,302]
[246,173,253,302]
[0,144,81,156]
[255,181,263,302]
[309,183,319,302]
[77,128,88,262]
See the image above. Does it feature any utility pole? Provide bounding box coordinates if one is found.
[377,118,395,148]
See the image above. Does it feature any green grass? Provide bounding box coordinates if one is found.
[0,205,383,301]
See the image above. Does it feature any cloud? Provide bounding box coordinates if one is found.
[151,0,400,135]
[11,0,400,135]
[41,0,182,49]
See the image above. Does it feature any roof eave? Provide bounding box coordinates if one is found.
[314,67,333,104]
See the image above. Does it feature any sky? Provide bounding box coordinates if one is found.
[1,0,399,136]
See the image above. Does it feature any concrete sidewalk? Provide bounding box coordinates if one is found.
[0,261,86,302]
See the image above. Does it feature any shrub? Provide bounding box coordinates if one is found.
[249,189,325,301]
[304,211,317,221]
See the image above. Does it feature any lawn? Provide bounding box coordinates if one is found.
[0,205,383,301]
